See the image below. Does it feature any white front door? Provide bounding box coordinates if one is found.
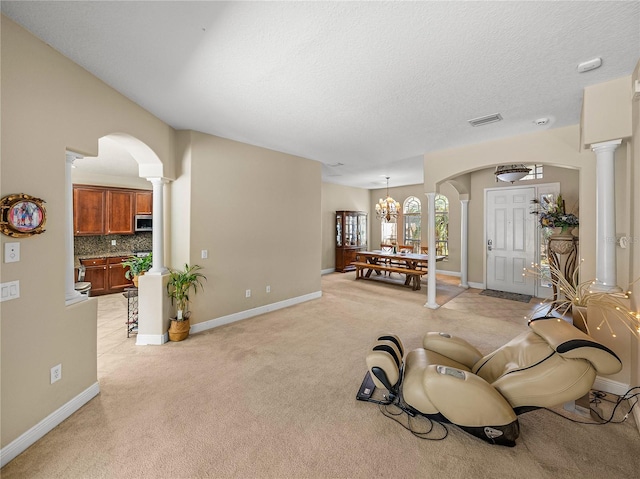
[486,187,536,295]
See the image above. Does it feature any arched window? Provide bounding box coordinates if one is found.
[381,220,397,246]
[434,194,449,256]
[403,196,421,251]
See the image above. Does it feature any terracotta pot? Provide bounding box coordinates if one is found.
[132,271,145,288]
[168,318,190,341]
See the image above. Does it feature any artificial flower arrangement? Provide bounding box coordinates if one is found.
[531,194,579,233]
[523,260,640,339]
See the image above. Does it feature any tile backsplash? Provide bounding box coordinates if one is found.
[74,232,152,257]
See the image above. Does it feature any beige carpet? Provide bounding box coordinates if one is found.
[2,273,639,478]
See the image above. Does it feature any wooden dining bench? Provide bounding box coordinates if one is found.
[351,261,427,290]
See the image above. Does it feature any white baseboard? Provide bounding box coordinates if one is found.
[135,333,168,346]
[191,290,322,334]
[1,382,100,468]
[435,270,461,277]
[321,268,335,275]
[468,281,485,289]
[592,376,629,396]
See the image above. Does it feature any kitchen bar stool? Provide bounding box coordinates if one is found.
[74,265,92,295]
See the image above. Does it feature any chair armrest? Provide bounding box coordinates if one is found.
[423,365,517,427]
[422,332,483,369]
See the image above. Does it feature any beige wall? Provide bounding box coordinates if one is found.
[369,183,424,246]
[465,165,579,285]
[321,183,369,271]
[71,171,153,190]
[0,15,176,447]
[178,131,322,322]
[582,76,633,147]
[424,125,597,283]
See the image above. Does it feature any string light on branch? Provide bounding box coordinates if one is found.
[523,260,640,340]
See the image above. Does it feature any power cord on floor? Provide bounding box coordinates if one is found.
[378,397,449,441]
[544,387,639,425]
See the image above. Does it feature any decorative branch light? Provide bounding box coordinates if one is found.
[523,260,640,340]
[495,164,531,183]
[375,176,401,223]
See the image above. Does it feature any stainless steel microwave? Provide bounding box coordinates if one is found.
[135,215,152,232]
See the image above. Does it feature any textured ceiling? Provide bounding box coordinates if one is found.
[2,1,639,189]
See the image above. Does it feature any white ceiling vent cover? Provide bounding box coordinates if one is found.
[468,113,503,127]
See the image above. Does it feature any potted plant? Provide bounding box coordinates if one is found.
[122,253,153,287]
[531,194,579,236]
[166,264,207,341]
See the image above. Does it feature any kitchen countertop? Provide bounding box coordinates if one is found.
[74,251,135,268]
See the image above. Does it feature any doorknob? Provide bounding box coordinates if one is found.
[487,239,493,251]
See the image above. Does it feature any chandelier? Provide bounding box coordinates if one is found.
[495,164,531,183]
[375,177,401,222]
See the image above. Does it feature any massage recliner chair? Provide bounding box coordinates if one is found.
[365,317,622,446]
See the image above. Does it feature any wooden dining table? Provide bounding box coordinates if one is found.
[351,250,445,290]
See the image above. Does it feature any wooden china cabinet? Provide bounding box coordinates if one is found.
[335,211,367,272]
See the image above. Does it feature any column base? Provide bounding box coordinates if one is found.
[589,282,622,293]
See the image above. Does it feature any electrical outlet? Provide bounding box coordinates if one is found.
[245,289,251,298]
[266,285,271,293]
[111,239,117,246]
[201,249,208,259]
[51,364,62,384]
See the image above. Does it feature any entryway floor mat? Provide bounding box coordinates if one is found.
[479,289,533,303]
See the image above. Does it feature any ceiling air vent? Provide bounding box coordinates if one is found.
[468,113,503,127]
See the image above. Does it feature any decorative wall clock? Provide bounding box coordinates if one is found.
[0,193,47,237]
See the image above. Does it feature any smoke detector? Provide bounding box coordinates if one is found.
[534,117,550,126]
[577,57,602,73]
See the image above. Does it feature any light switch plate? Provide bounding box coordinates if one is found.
[4,242,20,263]
[0,280,20,302]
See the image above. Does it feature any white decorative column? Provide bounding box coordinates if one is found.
[137,177,170,345]
[146,177,169,275]
[591,139,622,292]
[460,198,469,289]
[65,153,85,305]
[425,192,439,309]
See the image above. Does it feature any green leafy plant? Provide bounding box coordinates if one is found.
[122,253,153,279]
[166,264,207,321]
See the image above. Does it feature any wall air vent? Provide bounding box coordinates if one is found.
[468,113,503,127]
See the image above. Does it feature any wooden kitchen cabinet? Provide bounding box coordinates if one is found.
[80,258,108,296]
[73,185,148,236]
[108,256,133,291]
[73,187,106,235]
[106,190,134,234]
[135,191,153,215]
[80,256,133,296]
